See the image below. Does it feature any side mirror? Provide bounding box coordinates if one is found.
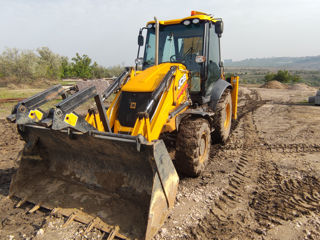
[195,55,206,63]
[135,57,144,66]
[215,21,224,38]
[138,34,144,46]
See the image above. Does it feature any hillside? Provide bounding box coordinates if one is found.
[225,56,320,70]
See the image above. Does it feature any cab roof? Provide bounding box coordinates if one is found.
[146,11,219,26]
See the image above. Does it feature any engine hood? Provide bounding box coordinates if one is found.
[122,63,186,92]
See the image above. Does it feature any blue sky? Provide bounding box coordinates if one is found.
[0,0,319,66]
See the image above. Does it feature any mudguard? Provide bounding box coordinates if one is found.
[209,78,232,110]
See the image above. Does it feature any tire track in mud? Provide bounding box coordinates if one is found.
[246,93,320,233]
[251,153,320,230]
[241,89,320,237]
[153,88,267,240]
[187,89,265,240]
[186,88,320,240]
[224,143,320,153]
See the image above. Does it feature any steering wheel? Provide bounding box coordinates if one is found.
[170,55,179,62]
[170,47,194,63]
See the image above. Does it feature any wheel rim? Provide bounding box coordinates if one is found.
[224,102,231,129]
[199,132,208,164]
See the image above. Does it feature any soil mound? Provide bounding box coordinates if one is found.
[289,83,315,91]
[77,79,112,95]
[260,80,287,89]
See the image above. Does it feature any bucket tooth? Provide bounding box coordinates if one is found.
[0,193,14,203]
[84,217,100,234]
[107,226,120,240]
[51,207,60,215]
[63,212,77,227]
[8,192,14,199]
[28,204,40,213]
[99,232,106,240]
[16,196,28,208]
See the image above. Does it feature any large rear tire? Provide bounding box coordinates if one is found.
[175,118,211,177]
[212,89,232,144]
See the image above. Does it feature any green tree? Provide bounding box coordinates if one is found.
[92,62,108,78]
[36,47,62,80]
[0,48,38,82]
[71,53,93,79]
[264,72,275,82]
[106,65,125,77]
[60,56,73,78]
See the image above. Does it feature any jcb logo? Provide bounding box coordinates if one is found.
[178,74,187,90]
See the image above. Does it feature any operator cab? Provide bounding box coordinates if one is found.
[136,11,224,104]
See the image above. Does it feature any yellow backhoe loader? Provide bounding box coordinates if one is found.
[7,11,239,240]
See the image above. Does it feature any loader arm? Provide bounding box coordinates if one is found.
[85,63,190,141]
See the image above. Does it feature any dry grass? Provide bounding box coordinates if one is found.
[0,87,45,119]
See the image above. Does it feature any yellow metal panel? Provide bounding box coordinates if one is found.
[28,109,43,122]
[122,63,183,92]
[106,91,121,129]
[146,15,217,26]
[64,113,78,127]
[231,76,239,120]
[85,112,105,131]
[114,120,133,133]
[145,118,152,142]
[132,118,145,136]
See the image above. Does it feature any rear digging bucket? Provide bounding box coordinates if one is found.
[10,125,179,240]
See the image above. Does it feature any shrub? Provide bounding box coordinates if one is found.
[264,70,302,83]
[36,47,62,80]
[0,47,125,84]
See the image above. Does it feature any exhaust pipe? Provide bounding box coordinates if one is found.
[154,17,159,66]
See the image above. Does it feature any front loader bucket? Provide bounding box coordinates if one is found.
[10,125,179,240]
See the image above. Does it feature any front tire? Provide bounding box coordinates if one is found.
[212,89,232,144]
[175,118,211,177]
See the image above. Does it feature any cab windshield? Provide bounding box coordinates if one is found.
[143,23,204,72]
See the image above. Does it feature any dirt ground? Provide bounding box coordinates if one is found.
[1,85,320,240]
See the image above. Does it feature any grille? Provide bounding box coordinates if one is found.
[118,92,152,127]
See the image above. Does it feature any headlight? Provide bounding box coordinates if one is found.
[147,23,153,28]
[192,18,200,24]
[183,20,191,26]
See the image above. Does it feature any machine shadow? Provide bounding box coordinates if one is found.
[0,167,16,197]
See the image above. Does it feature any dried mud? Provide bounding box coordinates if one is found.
[1,86,320,240]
